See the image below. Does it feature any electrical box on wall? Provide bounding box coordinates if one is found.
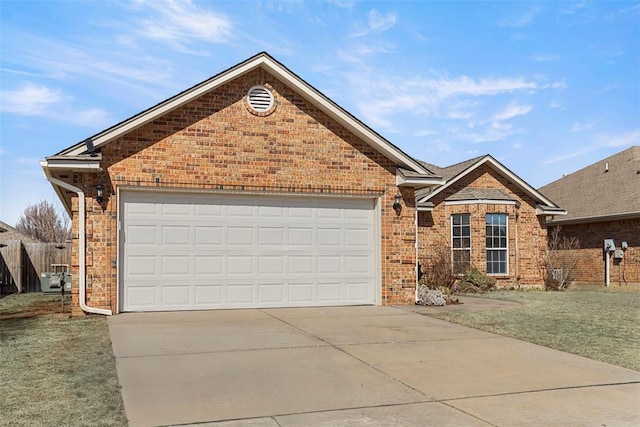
[614,249,624,259]
[604,239,616,252]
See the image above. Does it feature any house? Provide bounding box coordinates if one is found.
[539,146,640,286]
[41,52,564,315]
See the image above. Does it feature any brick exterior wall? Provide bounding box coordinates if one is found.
[67,68,417,315]
[554,218,640,286]
[418,164,549,287]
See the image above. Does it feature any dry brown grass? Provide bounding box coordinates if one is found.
[0,294,127,427]
[422,286,640,372]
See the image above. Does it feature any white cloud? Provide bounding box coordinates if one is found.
[570,122,595,132]
[350,9,397,37]
[0,83,68,115]
[544,130,640,164]
[594,130,640,148]
[131,0,232,52]
[0,83,112,128]
[493,101,533,121]
[497,7,540,27]
[367,9,397,33]
[529,53,561,62]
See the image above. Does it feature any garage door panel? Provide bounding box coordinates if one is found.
[258,227,285,246]
[227,284,254,304]
[161,256,190,275]
[288,228,313,246]
[227,256,254,275]
[195,256,223,275]
[127,225,157,245]
[161,286,191,306]
[162,226,191,246]
[195,226,223,246]
[317,283,342,302]
[288,256,313,274]
[121,193,376,311]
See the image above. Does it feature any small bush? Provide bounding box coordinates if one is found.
[419,239,457,291]
[454,266,496,293]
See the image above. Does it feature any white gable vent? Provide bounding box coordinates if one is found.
[246,85,274,113]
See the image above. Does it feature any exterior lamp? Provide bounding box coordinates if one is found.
[96,184,104,204]
[392,192,402,216]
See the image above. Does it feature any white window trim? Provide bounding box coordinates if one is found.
[451,213,471,275]
[485,213,509,276]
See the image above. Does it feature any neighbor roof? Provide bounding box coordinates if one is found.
[539,146,640,224]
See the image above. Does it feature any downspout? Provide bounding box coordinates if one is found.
[415,198,420,303]
[42,172,112,315]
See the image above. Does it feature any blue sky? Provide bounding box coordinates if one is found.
[1,0,638,225]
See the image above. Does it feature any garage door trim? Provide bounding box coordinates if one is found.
[116,188,381,313]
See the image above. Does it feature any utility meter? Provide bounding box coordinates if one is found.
[604,239,616,252]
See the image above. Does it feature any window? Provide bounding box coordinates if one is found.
[451,214,471,274]
[486,214,508,274]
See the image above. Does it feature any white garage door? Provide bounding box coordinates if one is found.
[120,192,377,312]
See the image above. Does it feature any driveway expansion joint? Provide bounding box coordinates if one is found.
[439,380,640,403]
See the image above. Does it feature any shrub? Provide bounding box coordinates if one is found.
[545,226,580,291]
[454,265,496,293]
[418,239,457,291]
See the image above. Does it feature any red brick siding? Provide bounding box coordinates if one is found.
[418,164,548,287]
[554,218,640,285]
[67,68,416,314]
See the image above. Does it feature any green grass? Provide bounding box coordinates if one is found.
[0,295,127,427]
[422,287,640,372]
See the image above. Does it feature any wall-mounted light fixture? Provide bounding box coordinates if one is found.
[96,184,104,204]
[392,192,402,216]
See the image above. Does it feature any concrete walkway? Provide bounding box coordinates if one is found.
[108,304,640,427]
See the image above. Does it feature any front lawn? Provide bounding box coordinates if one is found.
[0,294,127,427]
[422,287,640,372]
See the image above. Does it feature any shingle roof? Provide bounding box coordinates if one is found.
[419,155,484,181]
[538,146,640,222]
[446,188,515,202]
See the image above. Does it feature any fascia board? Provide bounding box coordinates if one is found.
[396,171,444,187]
[41,159,101,171]
[547,211,639,225]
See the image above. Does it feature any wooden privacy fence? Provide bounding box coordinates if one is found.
[0,242,71,293]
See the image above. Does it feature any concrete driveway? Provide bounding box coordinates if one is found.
[108,304,640,427]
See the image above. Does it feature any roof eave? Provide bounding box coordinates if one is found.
[40,156,102,172]
[547,211,640,225]
[396,169,444,188]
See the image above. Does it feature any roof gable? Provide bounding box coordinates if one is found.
[52,52,429,175]
[539,146,640,223]
[417,155,562,212]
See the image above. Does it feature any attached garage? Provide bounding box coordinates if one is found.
[120,191,378,311]
[42,52,442,316]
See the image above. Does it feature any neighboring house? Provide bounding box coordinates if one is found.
[41,53,564,315]
[415,156,565,287]
[539,146,640,286]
